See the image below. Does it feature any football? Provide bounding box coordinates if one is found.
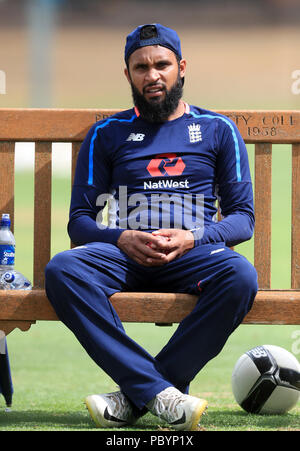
[232,345,300,414]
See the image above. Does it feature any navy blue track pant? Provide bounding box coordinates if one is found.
[45,242,257,410]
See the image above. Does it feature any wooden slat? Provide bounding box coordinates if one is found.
[0,141,15,231]
[292,144,300,288]
[243,290,300,324]
[219,111,300,144]
[0,142,37,336]
[34,142,52,287]
[70,142,81,248]
[71,141,81,184]
[111,291,300,325]
[254,143,272,288]
[0,290,299,328]
[0,109,120,142]
[0,109,299,143]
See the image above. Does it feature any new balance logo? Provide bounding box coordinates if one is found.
[188,123,202,143]
[126,133,145,141]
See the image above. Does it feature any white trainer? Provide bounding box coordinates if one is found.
[147,386,208,431]
[85,391,138,428]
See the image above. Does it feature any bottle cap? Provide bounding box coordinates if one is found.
[3,271,15,283]
[0,213,11,227]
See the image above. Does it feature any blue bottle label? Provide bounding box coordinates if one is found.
[0,244,15,265]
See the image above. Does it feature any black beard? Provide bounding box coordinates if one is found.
[130,76,183,123]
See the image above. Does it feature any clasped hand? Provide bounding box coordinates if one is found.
[117,229,194,266]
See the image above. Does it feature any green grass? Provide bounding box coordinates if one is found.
[0,156,299,431]
[1,322,299,431]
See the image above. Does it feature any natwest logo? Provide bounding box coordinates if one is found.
[146,153,185,177]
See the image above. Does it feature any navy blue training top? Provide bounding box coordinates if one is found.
[68,103,254,247]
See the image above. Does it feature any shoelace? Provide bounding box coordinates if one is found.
[151,389,185,422]
[106,392,132,419]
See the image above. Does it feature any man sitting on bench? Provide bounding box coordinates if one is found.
[45,23,258,431]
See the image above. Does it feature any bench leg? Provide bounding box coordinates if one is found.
[0,321,36,336]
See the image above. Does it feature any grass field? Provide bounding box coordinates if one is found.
[0,322,299,431]
[0,142,299,431]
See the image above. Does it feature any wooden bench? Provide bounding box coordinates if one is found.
[0,108,300,336]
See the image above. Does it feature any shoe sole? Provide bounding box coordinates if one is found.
[189,399,208,431]
[85,395,104,428]
[85,395,133,428]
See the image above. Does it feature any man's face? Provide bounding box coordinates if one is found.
[124,45,186,122]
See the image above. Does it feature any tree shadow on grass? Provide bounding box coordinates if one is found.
[0,410,92,430]
[0,410,163,431]
[1,408,299,431]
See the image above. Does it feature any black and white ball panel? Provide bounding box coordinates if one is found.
[232,345,300,414]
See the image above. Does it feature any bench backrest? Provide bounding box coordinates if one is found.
[0,109,299,291]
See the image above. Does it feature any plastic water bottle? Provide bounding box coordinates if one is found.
[0,213,32,290]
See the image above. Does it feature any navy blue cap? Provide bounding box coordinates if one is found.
[125,24,182,65]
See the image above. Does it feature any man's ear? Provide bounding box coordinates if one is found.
[124,67,131,84]
[179,59,187,80]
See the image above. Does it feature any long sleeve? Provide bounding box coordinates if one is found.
[67,123,125,246]
[193,117,254,247]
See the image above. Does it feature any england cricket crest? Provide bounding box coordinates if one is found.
[188,123,202,143]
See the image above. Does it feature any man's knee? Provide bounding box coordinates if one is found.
[45,251,73,285]
[227,255,258,299]
[224,256,258,326]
